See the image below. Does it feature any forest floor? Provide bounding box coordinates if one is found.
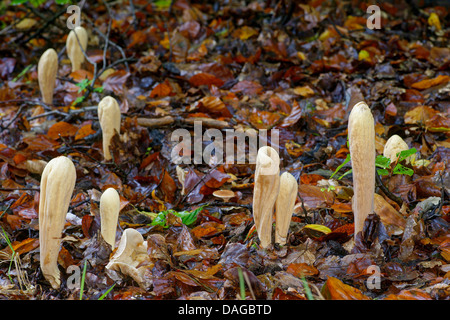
[0,0,449,300]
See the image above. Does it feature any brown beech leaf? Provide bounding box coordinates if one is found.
[279,100,302,128]
[286,263,319,277]
[189,73,224,88]
[75,122,96,141]
[191,221,225,238]
[321,277,370,300]
[195,96,231,117]
[102,70,130,94]
[150,80,173,98]
[47,121,78,140]
[231,80,263,96]
[411,74,450,90]
[384,289,432,300]
[297,184,335,211]
[160,169,177,203]
[11,238,39,256]
[248,110,281,129]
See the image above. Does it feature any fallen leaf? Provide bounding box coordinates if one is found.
[411,75,450,90]
[189,73,224,88]
[286,263,319,277]
[47,121,78,140]
[102,70,130,94]
[321,277,370,300]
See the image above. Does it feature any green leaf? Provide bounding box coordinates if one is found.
[338,168,352,180]
[375,155,391,169]
[153,0,171,9]
[76,78,90,92]
[393,164,414,176]
[74,96,85,105]
[330,153,351,179]
[98,283,115,300]
[150,205,206,228]
[29,0,46,7]
[11,0,29,5]
[12,64,33,82]
[377,168,389,176]
[237,267,246,300]
[93,86,104,93]
[79,259,87,300]
[397,148,417,163]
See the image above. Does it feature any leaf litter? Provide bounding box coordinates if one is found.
[0,0,449,300]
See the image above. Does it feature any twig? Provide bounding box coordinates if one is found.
[2,104,26,130]
[0,188,39,192]
[136,116,231,129]
[375,172,403,207]
[18,6,67,45]
[0,99,52,111]
[84,16,130,72]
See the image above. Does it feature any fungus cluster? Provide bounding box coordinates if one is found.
[36,25,127,289]
[37,26,88,105]
[252,146,298,248]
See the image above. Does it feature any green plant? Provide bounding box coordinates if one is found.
[11,0,71,6]
[79,259,87,300]
[237,267,246,300]
[150,205,206,228]
[330,142,417,180]
[98,283,116,300]
[74,79,103,104]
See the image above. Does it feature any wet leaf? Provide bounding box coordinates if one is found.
[321,277,370,300]
[47,121,78,140]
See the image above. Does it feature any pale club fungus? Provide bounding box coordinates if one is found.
[39,156,76,289]
[100,187,121,250]
[383,134,410,164]
[38,48,58,105]
[98,96,121,161]
[348,101,376,237]
[106,228,151,289]
[66,26,88,72]
[252,146,280,248]
[275,172,298,246]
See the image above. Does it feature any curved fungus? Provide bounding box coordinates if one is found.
[275,172,298,246]
[38,48,58,104]
[98,96,121,161]
[66,26,88,72]
[106,228,151,289]
[252,146,280,248]
[39,156,76,289]
[100,188,120,249]
[348,101,376,237]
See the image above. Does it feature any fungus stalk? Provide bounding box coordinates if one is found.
[39,156,76,289]
[275,172,298,246]
[38,48,58,104]
[348,101,376,236]
[100,188,120,249]
[66,26,88,72]
[252,146,280,248]
[98,96,121,161]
